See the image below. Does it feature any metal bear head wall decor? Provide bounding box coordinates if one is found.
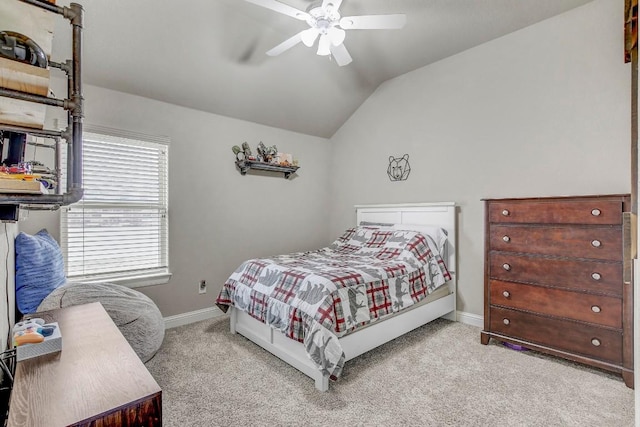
[387,154,411,181]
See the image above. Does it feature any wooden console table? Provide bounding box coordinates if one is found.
[7,302,162,426]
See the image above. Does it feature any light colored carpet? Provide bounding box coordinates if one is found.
[145,316,634,427]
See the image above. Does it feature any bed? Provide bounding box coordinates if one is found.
[216,202,457,391]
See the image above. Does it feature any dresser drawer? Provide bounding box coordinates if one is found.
[490,225,622,261]
[489,306,622,364]
[489,253,622,296]
[488,200,623,225]
[489,280,622,328]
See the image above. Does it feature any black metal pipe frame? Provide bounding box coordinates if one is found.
[19,0,64,15]
[0,1,84,206]
[0,88,69,108]
[68,2,83,197]
[0,125,64,140]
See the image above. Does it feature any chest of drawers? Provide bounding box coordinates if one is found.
[480,195,633,388]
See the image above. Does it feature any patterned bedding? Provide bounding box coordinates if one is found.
[216,226,451,380]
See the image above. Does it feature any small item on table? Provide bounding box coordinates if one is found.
[12,318,62,361]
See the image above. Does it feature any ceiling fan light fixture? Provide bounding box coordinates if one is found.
[317,34,331,56]
[301,28,319,47]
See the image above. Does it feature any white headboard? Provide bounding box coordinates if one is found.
[355,202,457,276]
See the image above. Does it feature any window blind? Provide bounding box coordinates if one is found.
[60,129,169,283]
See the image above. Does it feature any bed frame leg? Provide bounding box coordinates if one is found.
[230,308,237,334]
[315,374,329,392]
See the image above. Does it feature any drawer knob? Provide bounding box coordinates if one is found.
[591,240,601,248]
[591,305,601,313]
[502,209,510,216]
[503,318,510,325]
[591,272,601,281]
[502,291,510,298]
[502,235,510,242]
[591,208,601,217]
[591,338,601,347]
[502,263,511,271]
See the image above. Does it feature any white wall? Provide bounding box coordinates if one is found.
[328,0,631,316]
[14,0,629,321]
[19,84,332,317]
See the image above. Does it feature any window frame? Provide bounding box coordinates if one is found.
[59,126,171,288]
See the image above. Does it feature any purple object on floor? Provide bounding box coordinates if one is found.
[503,342,529,351]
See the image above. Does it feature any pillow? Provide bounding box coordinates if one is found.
[359,221,394,227]
[15,229,67,314]
[356,222,449,255]
[391,223,448,255]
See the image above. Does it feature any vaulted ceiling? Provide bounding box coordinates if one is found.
[53,0,595,138]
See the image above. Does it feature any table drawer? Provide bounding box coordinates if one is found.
[490,225,622,261]
[489,253,622,296]
[488,200,623,225]
[489,306,622,364]
[489,280,622,328]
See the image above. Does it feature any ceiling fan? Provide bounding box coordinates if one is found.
[245,0,407,66]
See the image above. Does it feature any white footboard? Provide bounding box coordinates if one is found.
[229,289,455,391]
[231,306,330,391]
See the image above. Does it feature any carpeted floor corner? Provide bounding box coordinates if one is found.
[145,316,634,427]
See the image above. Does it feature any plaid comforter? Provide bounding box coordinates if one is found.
[216,226,451,380]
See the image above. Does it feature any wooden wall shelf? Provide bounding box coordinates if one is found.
[236,160,299,179]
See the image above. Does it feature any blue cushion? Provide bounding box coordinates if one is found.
[15,229,66,314]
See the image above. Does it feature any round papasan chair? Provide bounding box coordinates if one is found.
[37,281,165,362]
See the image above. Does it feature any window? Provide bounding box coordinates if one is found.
[60,127,170,287]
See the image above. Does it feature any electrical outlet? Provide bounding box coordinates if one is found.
[199,280,207,294]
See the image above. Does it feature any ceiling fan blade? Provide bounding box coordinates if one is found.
[245,0,309,21]
[330,43,352,66]
[266,32,304,56]
[340,14,407,30]
[328,27,346,46]
[322,0,343,11]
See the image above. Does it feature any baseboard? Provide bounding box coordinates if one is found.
[164,306,226,329]
[456,310,483,328]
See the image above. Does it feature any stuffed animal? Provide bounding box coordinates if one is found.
[241,142,252,158]
[257,142,278,163]
[232,145,243,161]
